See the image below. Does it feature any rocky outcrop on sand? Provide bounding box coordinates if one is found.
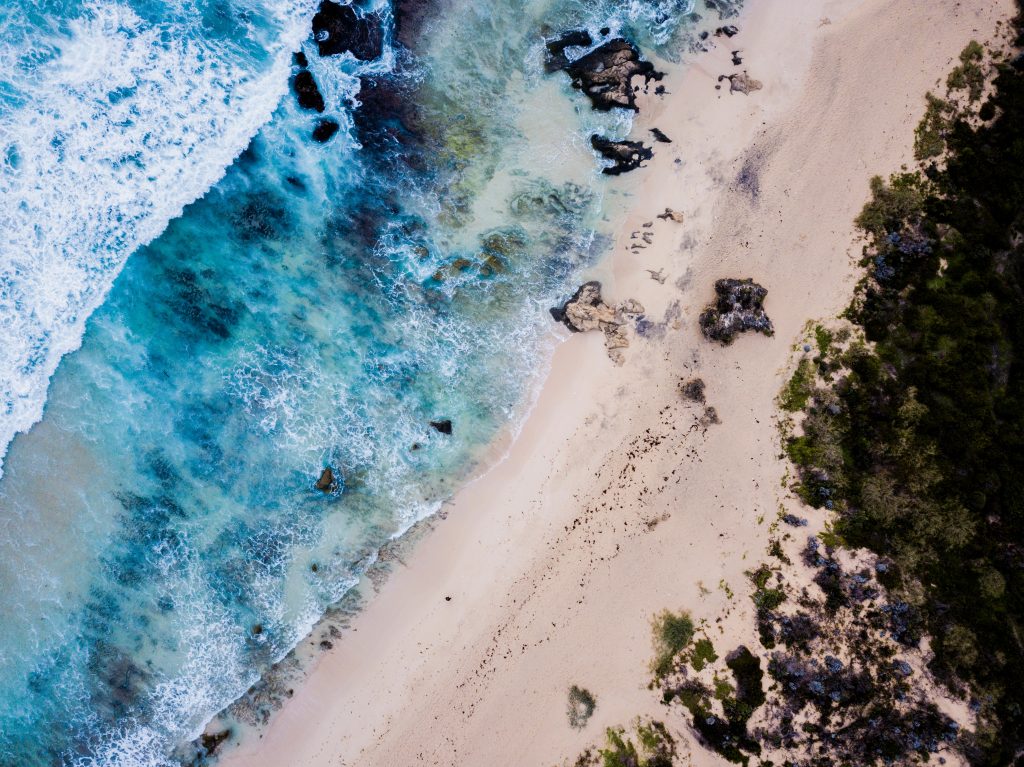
[553,38,664,112]
[699,278,774,344]
[721,71,763,95]
[650,128,672,143]
[590,136,653,175]
[312,1,384,60]
[551,281,644,364]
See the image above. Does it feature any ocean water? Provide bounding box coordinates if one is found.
[0,0,739,764]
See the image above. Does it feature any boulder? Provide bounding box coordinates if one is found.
[590,135,652,175]
[550,281,644,365]
[315,467,338,492]
[558,39,663,112]
[312,1,384,60]
[430,419,453,435]
[293,70,325,112]
[721,71,763,95]
[698,278,774,344]
[312,119,340,143]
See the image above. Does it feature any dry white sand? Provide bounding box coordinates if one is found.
[218,0,1012,763]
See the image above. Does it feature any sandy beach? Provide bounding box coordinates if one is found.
[217,0,1013,764]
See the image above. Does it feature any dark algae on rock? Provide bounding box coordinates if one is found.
[699,278,773,344]
[781,10,1024,763]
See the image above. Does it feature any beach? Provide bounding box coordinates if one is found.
[214,0,1014,765]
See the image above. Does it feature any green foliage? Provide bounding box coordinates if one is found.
[853,172,927,243]
[748,565,786,611]
[597,722,675,767]
[650,610,695,678]
[915,92,953,159]
[690,637,718,671]
[946,40,986,101]
[568,685,597,729]
[779,358,815,412]
[783,32,1024,763]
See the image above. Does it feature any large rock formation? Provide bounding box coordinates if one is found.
[699,278,774,344]
[544,29,593,73]
[551,281,644,364]
[555,38,664,112]
[590,135,653,175]
[312,1,384,60]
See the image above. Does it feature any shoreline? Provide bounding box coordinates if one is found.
[216,0,1011,764]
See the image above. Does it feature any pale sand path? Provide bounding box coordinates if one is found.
[220,0,1012,764]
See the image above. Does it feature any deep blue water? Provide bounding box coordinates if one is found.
[0,0,739,764]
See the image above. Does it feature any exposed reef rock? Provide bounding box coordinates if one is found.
[292,69,325,112]
[715,24,739,37]
[544,29,592,72]
[657,207,685,223]
[430,419,453,435]
[550,281,644,365]
[650,127,672,143]
[590,135,653,175]
[699,278,774,344]
[312,1,384,60]
[556,38,663,112]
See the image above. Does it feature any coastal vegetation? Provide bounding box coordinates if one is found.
[569,7,1024,766]
[567,685,598,729]
[783,19,1024,764]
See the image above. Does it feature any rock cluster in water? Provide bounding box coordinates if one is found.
[699,278,774,344]
[551,281,644,365]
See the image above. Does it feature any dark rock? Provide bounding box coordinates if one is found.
[199,729,231,757]
[319,639,333,650]
[315,467,337,492]
[312,1,384,60]
[544,29,593,73]
[698,278,774,344]
[312,119,340,143]
[292,70,325,112]
[557,39,664,112]
[590,135,652,175]
[1012,51,1024,71]
[650,127,672,143]
[430,419,453,435]
[680,377,706,403]
[715,24,739,37]
[599,26,610,36]
[705,0,740,20]
[731,50,742,66]
[293,50,309,68]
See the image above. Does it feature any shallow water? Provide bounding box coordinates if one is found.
[0,0,739,764]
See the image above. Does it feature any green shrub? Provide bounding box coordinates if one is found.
[650,610,694,677]
[567,685,597,729]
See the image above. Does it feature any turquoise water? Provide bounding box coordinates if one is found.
[0,0,738,764]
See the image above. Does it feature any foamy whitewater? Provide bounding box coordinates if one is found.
[0,0,738,764]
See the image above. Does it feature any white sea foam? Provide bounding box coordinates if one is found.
[0,0,315,477]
